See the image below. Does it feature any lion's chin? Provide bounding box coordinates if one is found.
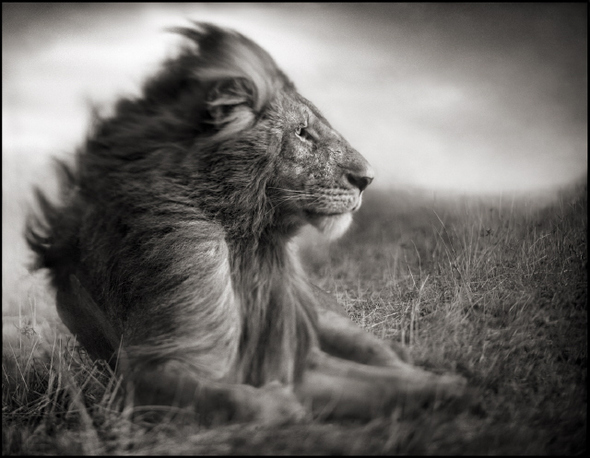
[309,212,352,241]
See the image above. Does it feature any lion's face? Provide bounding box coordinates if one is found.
[267,92,374,239]
[167,24,374,239]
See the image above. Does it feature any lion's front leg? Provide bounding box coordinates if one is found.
[312,284,411,366]
[295,349,468,420]
[130,362,307,426]
[317,307,411,366]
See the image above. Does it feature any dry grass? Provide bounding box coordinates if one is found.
[2,177,587,455]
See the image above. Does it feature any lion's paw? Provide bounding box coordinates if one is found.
[257,381,309,425]
[436,373,467,396]
[236,382,308,425]
[431,373,473,413]
[388,340,413,364]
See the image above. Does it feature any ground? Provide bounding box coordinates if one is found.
[2,179,587,455]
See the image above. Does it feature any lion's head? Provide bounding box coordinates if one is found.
[98,22,375,242]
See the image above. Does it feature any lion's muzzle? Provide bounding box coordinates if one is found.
[346,170,374,192]
[340,146,375,193]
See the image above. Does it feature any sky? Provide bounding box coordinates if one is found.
[2,3,587,195]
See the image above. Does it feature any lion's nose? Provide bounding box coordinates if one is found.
[346,165,375,192]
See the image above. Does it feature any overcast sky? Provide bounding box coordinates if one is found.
[3,3,587,194]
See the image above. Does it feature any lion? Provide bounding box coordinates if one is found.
[26,22,467,424]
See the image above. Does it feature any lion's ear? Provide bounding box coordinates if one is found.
[205,79,258,138]
[174,23,284,113]
[207,78,256,126]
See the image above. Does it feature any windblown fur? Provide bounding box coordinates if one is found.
[26,22,467,423]
[25,22,346,386]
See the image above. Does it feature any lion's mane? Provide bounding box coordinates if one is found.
[26,23,318,387]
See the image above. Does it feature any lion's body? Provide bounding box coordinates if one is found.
[26,23,467,423]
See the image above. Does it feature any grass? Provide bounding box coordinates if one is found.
[2,177,587,455]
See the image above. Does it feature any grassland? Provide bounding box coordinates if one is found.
[2,177,587,455]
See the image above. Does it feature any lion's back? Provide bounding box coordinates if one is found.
[26,161,238,365]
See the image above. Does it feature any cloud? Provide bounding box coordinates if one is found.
[3,3,586,194]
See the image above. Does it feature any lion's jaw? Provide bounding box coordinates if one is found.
[308,212,353,241]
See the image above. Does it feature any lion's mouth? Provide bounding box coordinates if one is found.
[304,209,346,218]
[350,201,362,213]
[303,195,362,218]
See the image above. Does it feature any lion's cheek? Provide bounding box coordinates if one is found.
[276,161,306,185]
